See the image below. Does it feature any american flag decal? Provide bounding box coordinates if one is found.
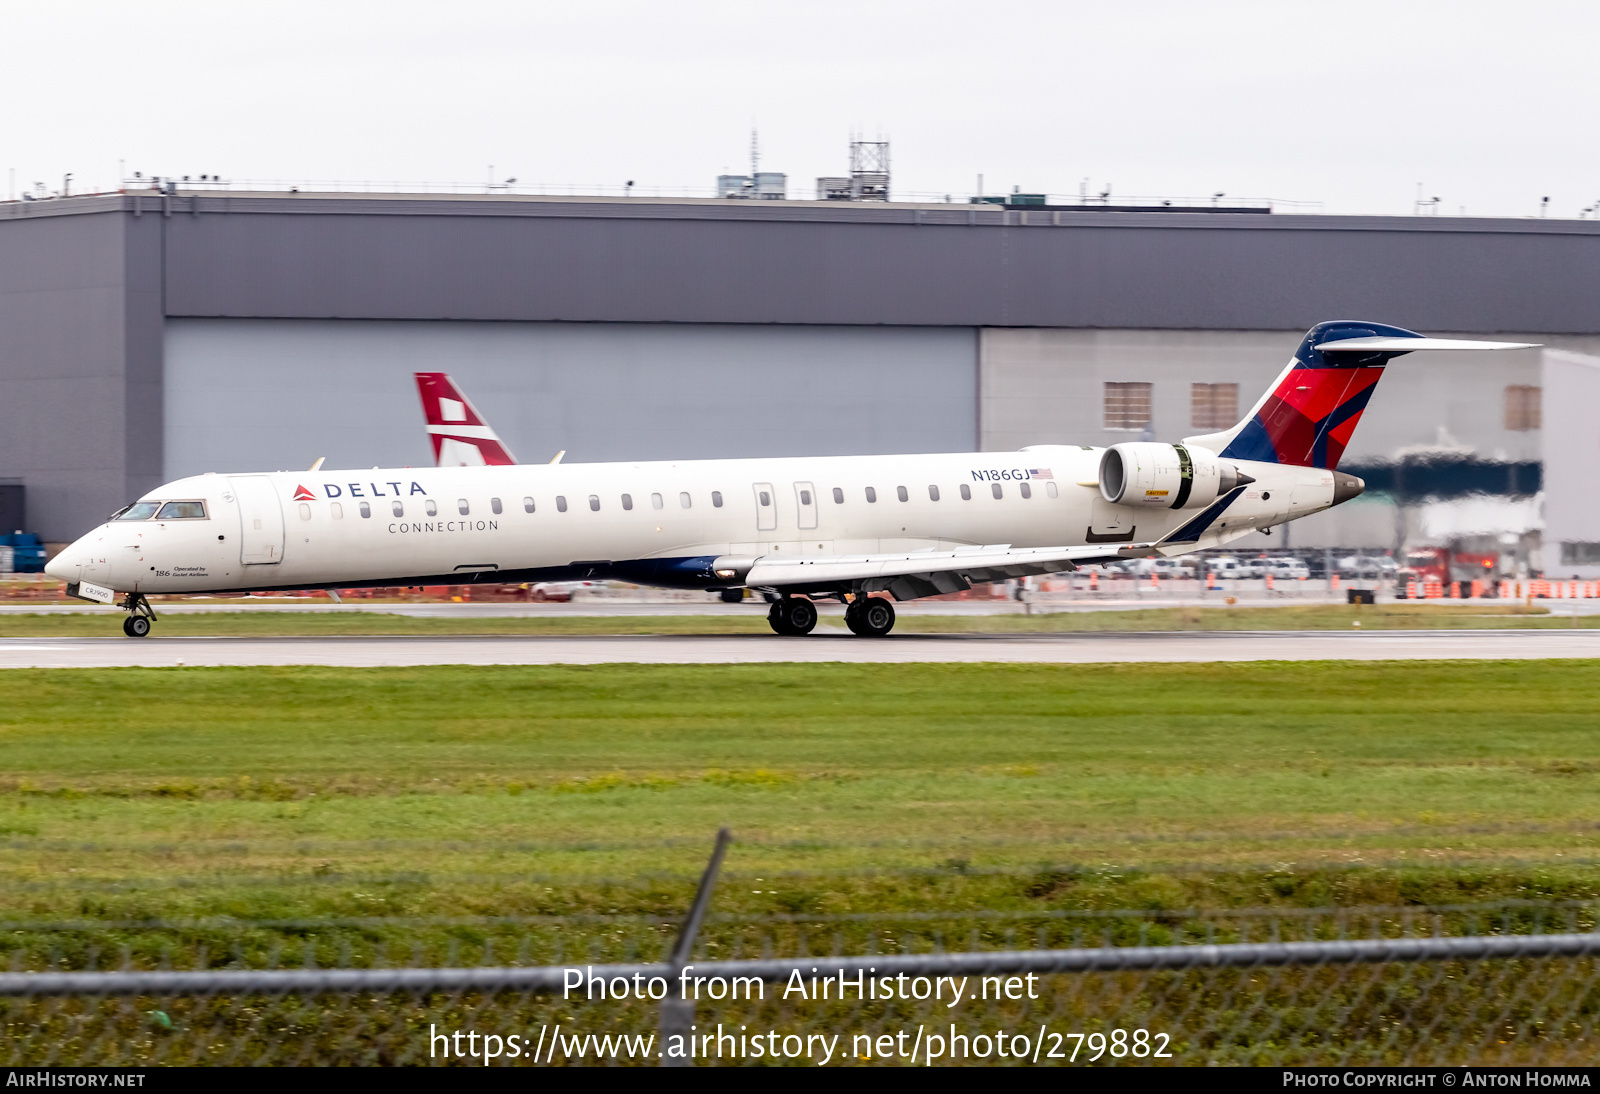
[1029,468,1054,480]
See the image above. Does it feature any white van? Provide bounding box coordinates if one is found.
[1263,558,1311,580]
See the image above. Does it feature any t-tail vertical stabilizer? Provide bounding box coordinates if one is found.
[1184,321,1537,470]
[414,373,519,466]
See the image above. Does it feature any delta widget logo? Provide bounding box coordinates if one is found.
[292,485,316,501]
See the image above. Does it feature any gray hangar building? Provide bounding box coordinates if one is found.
[2,189,1598,559]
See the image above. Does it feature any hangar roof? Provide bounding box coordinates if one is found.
[5,189,1599,333]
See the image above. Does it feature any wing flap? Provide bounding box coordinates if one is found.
[744,542,1157,592]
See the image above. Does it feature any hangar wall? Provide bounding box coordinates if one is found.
[163,320,978,480]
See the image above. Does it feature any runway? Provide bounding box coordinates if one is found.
[0,630,1597,668]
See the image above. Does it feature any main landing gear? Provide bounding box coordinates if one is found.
[845,595,895,637]
[765,594,897,637]
[119,593,156,639]
[767,596,818,636]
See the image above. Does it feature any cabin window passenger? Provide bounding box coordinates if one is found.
[1020,482,1032,499]
[523,497,535,513]
[622,494,633,511]
[1046,482,1058,498]
[865,487,877,503]
[651,493,664,510]
[556,496,568,512]
[359,502,371,518]
[759,491,771,507]
[298,503,311,521]
[928,485,940,501]
[458,499,470,515]
[589,495,600,511]
[991,483,1003,499]
[425,499,437,516]
[800,489,812,506]
[331,502,343,519]
[896,486,908,502]
[156,501,207,519]
[392,500,404,517]
[960,484,972,500]
[832,487,844,504]
[680,492,692,509]
[712,491,723,507]
[491,497,503,515]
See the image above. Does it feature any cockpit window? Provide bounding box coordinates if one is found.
[114,502,161,521]
[156,501,207,520]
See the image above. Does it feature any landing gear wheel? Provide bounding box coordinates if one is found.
[123,615,151,638]
[846,596,895,637]
[719,588,745,604]
[767,597,818,636]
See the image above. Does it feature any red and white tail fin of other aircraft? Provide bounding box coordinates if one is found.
[414,373,518,466]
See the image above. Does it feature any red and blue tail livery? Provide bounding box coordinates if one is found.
[1216,321,1430,469]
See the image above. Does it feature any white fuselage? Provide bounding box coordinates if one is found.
[46,446,1336,596]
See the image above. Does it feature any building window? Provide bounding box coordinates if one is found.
[832,487,844,504]
[991,483,1003,499]
[651,493,663,510]
[392,500,403,517]
[960,484,971,500]
[490,497,502,515]
[425,499,437,516]
[359,502,371,518]
[1505,385,1541,431]
[865,487,877,503]
[589,495,600,511]
[1104,381,1153,431]
[1190,382,1238,430]
[712,491,723,508]
[523,497,535,513]
[622,493,633,511]
[1020,482,1032,499]
[679,492,692,509]
[557,496,568,512]
[928,485,940,501]
[1562,542,1600,566]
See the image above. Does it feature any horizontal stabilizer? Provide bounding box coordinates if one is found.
[1315,336,1539,353]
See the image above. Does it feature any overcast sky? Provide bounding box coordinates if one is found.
[2,0,1595,217]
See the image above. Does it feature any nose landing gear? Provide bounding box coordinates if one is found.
[118,593,156,638]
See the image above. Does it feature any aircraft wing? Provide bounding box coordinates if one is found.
[743,542,1158,599]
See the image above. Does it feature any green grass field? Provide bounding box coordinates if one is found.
[3,660,1600,927]
[0,601,1587,637]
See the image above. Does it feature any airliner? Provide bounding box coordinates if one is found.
[46,322,1534,638]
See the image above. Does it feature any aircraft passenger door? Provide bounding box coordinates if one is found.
[230,475,286,565]
[793,482,818,530]
[753,483,777,532]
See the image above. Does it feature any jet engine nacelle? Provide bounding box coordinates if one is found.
[1098,443,1248,510]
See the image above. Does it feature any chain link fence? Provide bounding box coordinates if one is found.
[5,834,1600,1066]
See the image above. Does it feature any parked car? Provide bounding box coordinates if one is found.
[1262,557,1311,580]
[1339,554,1399,580]
[528,580,605,602]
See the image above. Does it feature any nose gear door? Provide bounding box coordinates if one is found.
[230,476,285,564]
[753,482,777,532]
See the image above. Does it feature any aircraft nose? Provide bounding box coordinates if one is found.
[44,536,87,582]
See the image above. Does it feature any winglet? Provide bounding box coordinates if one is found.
[549,450,566,465]
[308,456,325,472]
